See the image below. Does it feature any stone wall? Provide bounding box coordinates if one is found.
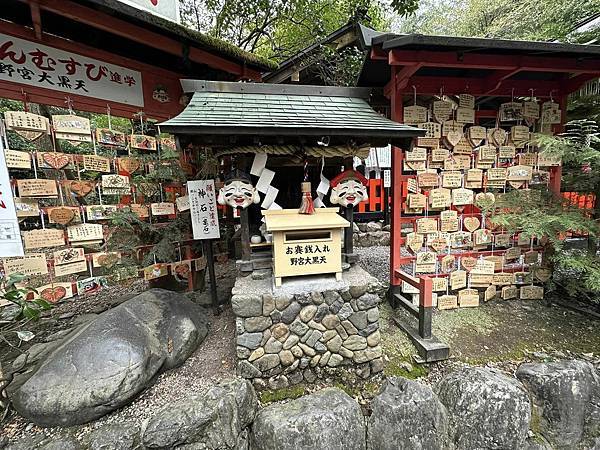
[9,359,600,450]
[353,221,391,247]
[231,266,386,388]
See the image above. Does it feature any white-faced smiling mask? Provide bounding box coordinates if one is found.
[217,179,260,209]
[330,179,368,208]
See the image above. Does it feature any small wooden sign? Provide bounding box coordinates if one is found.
[441,254,456,272]
[5,149,31,169]
[473,228,493,246]
[417,137,440,147]
[519,153,537,166]
[493,272,515,286]
[463,216,480,232]
[484,285,497,301]
[452,188,474,206]
[504,247,521,261]
[456,107,475,124]
[23,229,65,249]
[17,179,58,198]
[520,285,544,300]
[470,272,493,287]
[507,165,533,182]
[431,148,449,162]
[54,259,88,277]
[488,128,508,146]
[4,111,49,132]
[449,231,472,249]
[418,171,439,188]
[473,259,495,274]
[415,251,437,273]
[498,146,516,160]
[511,125,530,144]
[170,260,192,282]
[67,223,104,244]
[432,277,448,292]
[38,282,75,303]
[430,237,448,253]
[438,294,458,310]
[537,152,561,167]
[96,128,126,146]
[461,256,478,272]
[117,157,141,173]
[501,285,518,300]
[442,120,462,137]
[533,267,552,283]
[430,188,451,209]
[446,130,463,148]
[406,232,424,253]
[14,198,40,217]
[487,168,507,181]
[499,102,523,121]
[468,126,486,146]
[494,233,511,247]
[151,202,176,216]
[38,152,72,170]
[129,134,157,151]
[466,168,483,183]
[402,280,420,294]
[442,171,462,188]
[69,180,95,197]
[416,218,438,234]
[419,122,442,138]
[484,255,503,271]
[459,94,475,109]
[478,145,497,161]
[129,204,150,219]
[52,115,92,141]
[91,251,121,268]
[407,178,418,194]
[406,147,427,161]
[450,270,467,290]
[523,101,540,119]
[143,263,169,280]
[474,192,495,210]
[176,195,190,212]
[404,105,428,124]
[102,174,130,195]
[524,250,539,265]
[54,247,85,265]
[433,100,453,123]
[458,288,479,307]
[48,206,79,225]
[86,205,118,221]
[2,253,48,276]
[517,233,531,246]
[440,216,459,233]
[83,155,111,173]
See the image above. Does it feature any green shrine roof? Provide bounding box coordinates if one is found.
[159,81,423,142]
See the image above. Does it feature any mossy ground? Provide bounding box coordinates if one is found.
[258,385,306,404]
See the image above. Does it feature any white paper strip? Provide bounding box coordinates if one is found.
[261,185,279,209]
[268,202,282,210]
[317,174,330,196]
[256,168,275,193]
[250,153,268,176]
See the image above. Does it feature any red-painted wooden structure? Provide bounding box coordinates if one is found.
[357,32,600,361]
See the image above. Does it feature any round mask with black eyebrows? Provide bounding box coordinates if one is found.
[330,178,368,207]
[218,179,260,209]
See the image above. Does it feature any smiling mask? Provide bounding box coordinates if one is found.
[329,170,369,208]
[217,171,260,209]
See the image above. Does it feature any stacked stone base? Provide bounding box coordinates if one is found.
[353,221,391,247]
[232,266,386,389]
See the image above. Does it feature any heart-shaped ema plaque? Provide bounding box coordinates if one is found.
[475,192,495,210]
[430,237,447,253]
[42,152,71,169]
[461,256,478,272]
[468,126,486,146]
[489,128,508,147]
[118,157,141,174]
[69,180,94,197]
[463,216,480,232]
[446,130,463,148]
[48,206,76,225]
[40,286,67,303]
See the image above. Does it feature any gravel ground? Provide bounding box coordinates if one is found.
[356,246,390,284]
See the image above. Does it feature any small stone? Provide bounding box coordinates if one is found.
[329,299,344,314]
[380,232,390,245]
[339,347,354,359]
[263,294,275,315]
[367,307,379,323]
[281,302,302,324]
[358,323,379,337]
[279,350,295,366]
[349,285,368,299]
[299,357,310,369]
[340,288,352,301]
[300,329,314,344]
[265,337,283,354]
[338,303,354,321]
[237,346,251,359]
[324,290,341,305]
[237,332,263,349]
[328,354,343,367]
[306,330,323,347]
[310,355,321,367]
[270,310,282,324]
[253,378,267,390]
[353,222,360,233]
[298,343,316,357]
[320,351,331,366]
[239,360,261,378]
[268,375,289,390]
[291,345,303,358]
[366,221,382,232]
[289,319,309,336]
[356,362,371,379]
[308,320,326,331]
[367,331,381,347]
[357,293,379,310]
[252,269,271,280]
[336,324,349,340]
[327,335,343,353]
[399,361,413,372]
[314,341,327,353]
[287,371,303,385]
[249,347,265,362]
[295,293,312,305]
[283,334,299,350]
[321,330,338,342]
[275,294,293,310]
[261,330,271,346]
[313,304,329,322]
[271,323,290,342]
[254,354,280,371]
[236,318,245,334]
[342,320,358,335]
[354,347,382,363]
[310,292,324,305]
[343,335,367,351]
[232,294,263,317]
[245,316,272,332]
[299,305,317,322]
[349,311,368,330]
[322,314,341,329]
[370,357,384,374]
[303,368,317,382]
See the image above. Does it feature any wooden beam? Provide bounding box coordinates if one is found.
[29,1,42,40]
[405,76,563,96]
[393,63,424,90]
[370,46,388,61]
[562,73,600,94]
[20,0,263,80]
[389,49,600,74]
[483,68,523,94]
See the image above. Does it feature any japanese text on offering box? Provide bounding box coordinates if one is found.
[286,243,330,266]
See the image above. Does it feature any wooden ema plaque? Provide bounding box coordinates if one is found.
[416,218,438,234]
[52,115,92,142]
[2,253,48,276]
[404,105,428,124]
[456,107,475,124]
[48,206,80,225]
[520,285,544,300]
[67,223,104,244]
[420,122,441,138]
[501,285,518,300]
[23,229,65,249]
[83,155,111,173]
[484,285,497,301]
[432,277,448,292]
[5,149,31,169]
[151,202,176,216]
[458,289,479,307]
[442,171,462,188]
[17,179,58,198]
[54,260,88,277]
[430,188,451,209]
[433,100,453,123]
[493,272,515,286]
[406,147,427,161]
[415,251,436,273]
[37,152,72,170]
[438,294,458,310]
[418,171,439,188]
[450,270,467,290]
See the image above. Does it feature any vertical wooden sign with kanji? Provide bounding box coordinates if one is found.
[188,180,220,240]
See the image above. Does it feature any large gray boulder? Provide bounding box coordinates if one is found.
[12,289,209,426]
[251,387,366,450]
[436,367,531,450]
[142,378,257,449]
[516,359,600,449]
[367,377,448,450]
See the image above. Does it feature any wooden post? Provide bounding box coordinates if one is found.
[203,239,220,314]
[389,68,404,289]
[239,207,251,261]
[344,206,354,256]
[418,276,433,339]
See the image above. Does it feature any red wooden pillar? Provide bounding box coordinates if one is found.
[548,94,568,196]
[389,68,404,289]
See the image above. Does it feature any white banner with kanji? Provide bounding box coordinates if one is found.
[0,33,144,107]
[188,180,220,240]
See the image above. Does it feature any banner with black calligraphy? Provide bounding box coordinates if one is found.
[188,180,220,240]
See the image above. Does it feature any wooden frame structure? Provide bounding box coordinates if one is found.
[358,32,600,362]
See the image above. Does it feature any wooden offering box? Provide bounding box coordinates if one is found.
[263,208,349,287]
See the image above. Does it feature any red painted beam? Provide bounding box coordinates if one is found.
[562,73,600,94]
[393,63,424,90]
[389,49,600,74]
[20,0,263,80]
[483,68,523,94]
[370,46,388,61]
[407,76,563,97]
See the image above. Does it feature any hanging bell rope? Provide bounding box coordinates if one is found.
[298,158,315,215]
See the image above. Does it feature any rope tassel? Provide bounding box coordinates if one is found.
[298,181,315,215]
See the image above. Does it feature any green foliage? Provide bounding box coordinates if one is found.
[258,385,306,403]
[553,250,600,296]
[0,273,49,324]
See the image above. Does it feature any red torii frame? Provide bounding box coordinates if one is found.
[377,44,600,360]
